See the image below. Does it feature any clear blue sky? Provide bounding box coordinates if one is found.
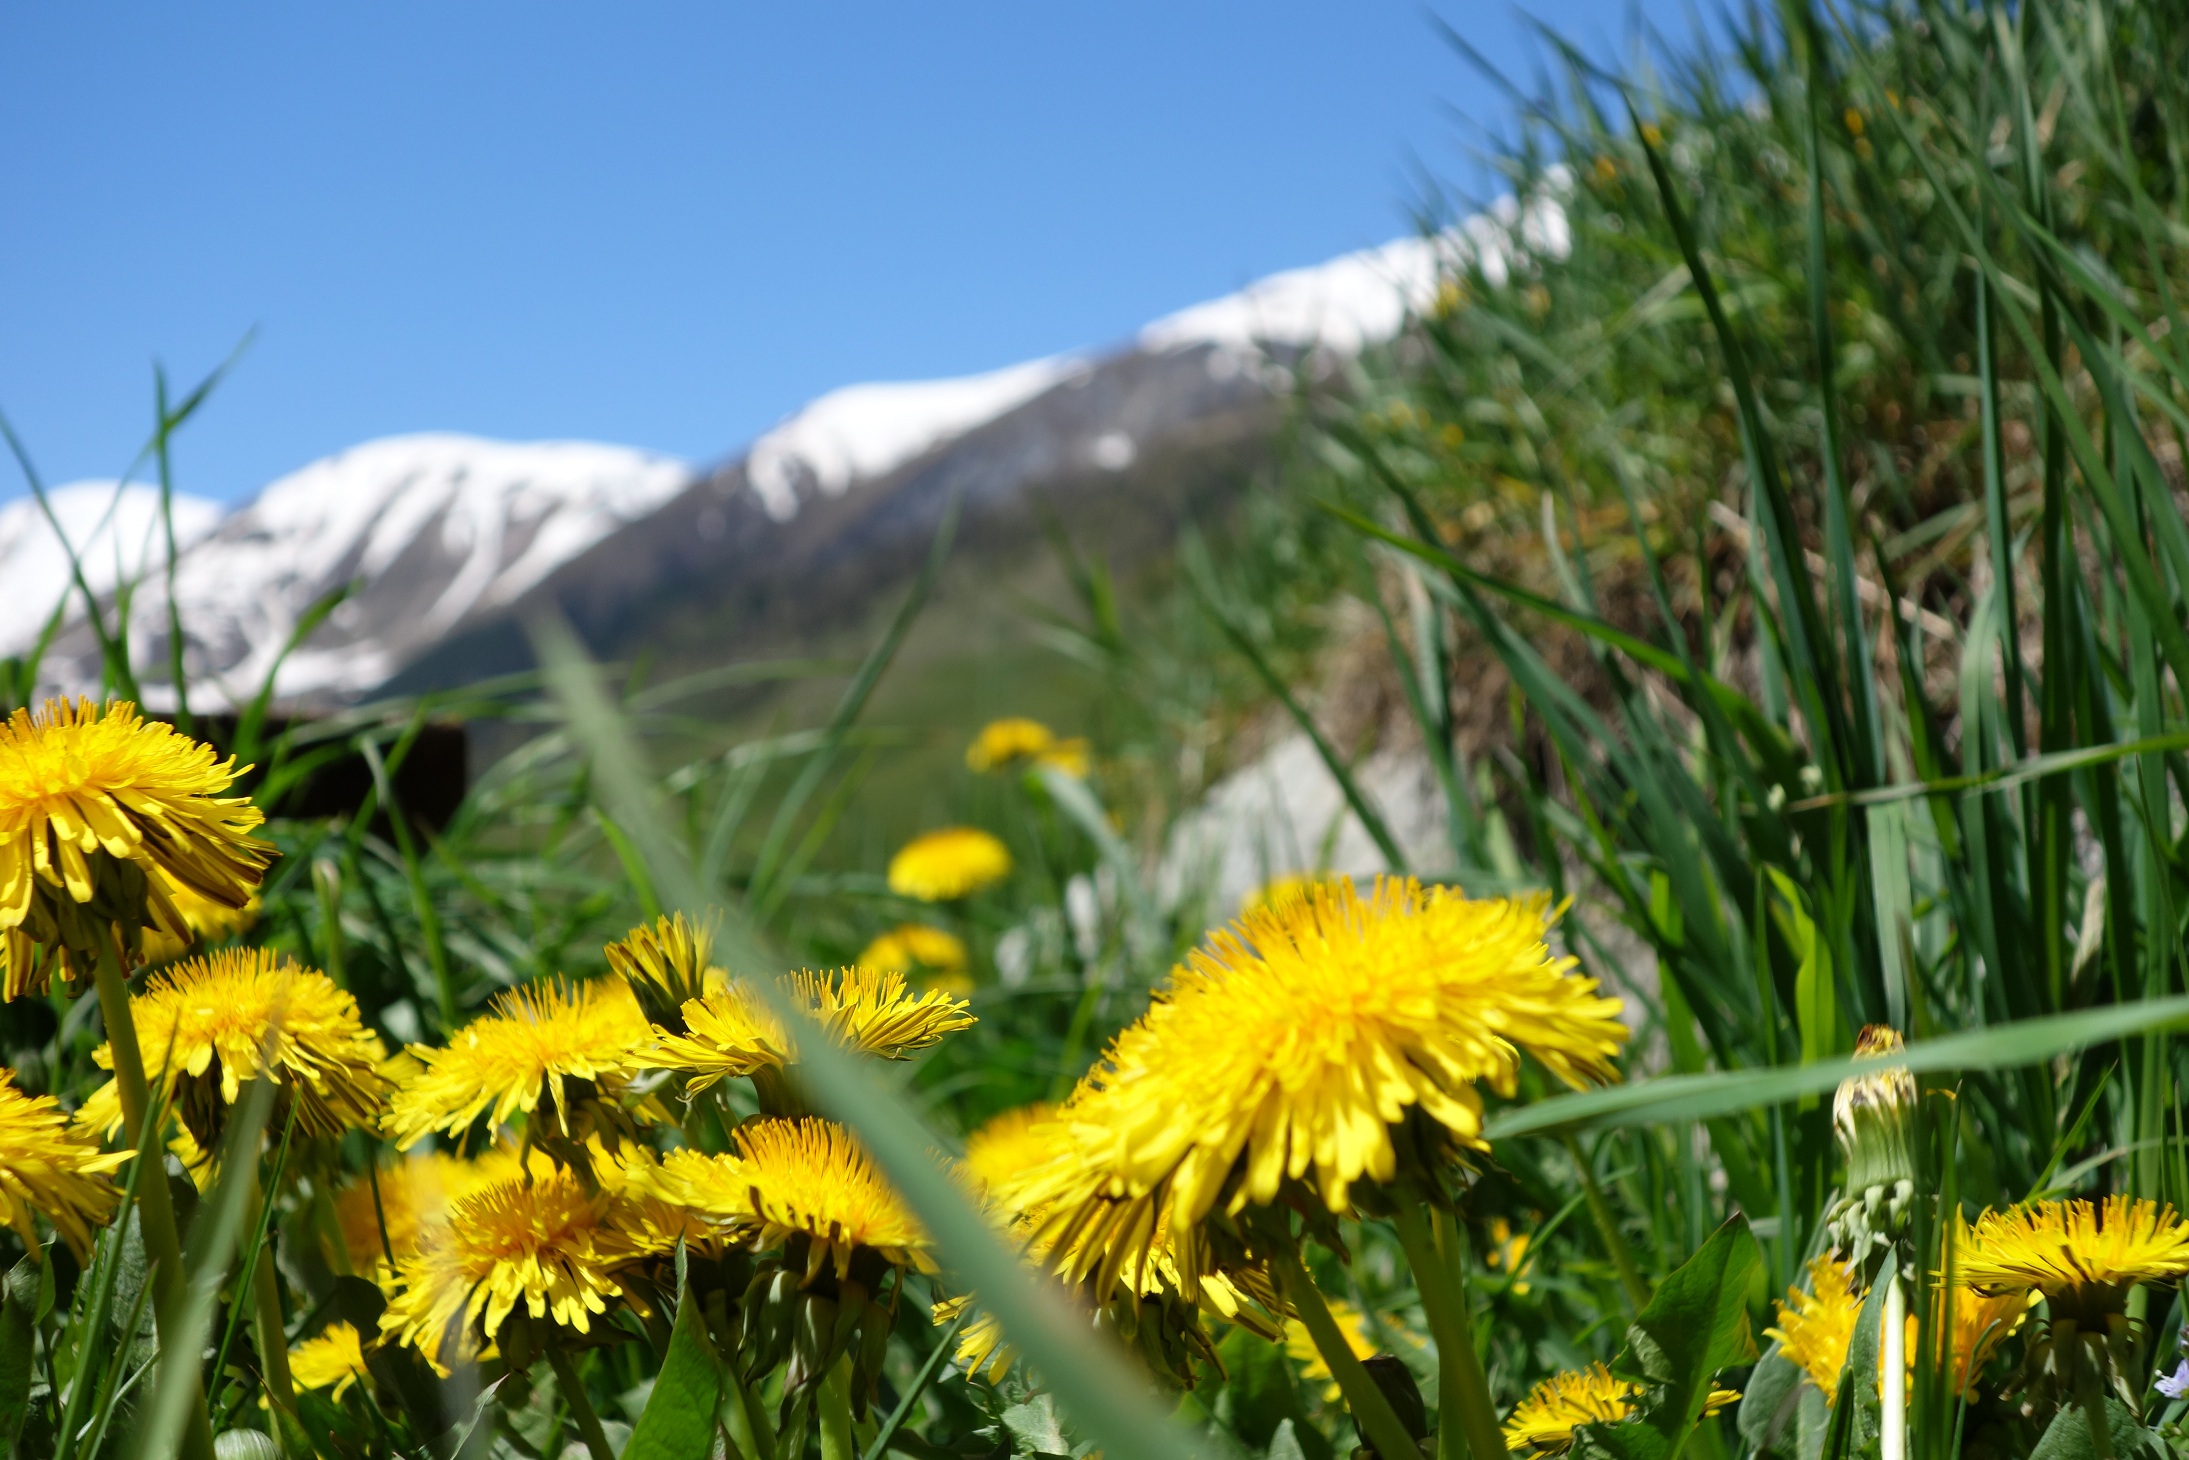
[3,2,1673,505]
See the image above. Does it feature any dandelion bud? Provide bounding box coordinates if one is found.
[1827,1026,1917,1257]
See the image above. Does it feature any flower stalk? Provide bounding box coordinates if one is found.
[91,934,216,1460]
[1271,1242,1423,1460]
[1390,1204,1506,1460]
[547,1344,617,1460]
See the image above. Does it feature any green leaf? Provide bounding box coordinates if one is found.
[1003,1394,1071,1456]
[1615,1215,1760,1457]
[1214,1327,1325,1458]
[2028,1397,2168,1459]
[0,1253,46,1452]
[1487,995,2189,1139]
[1568,1422,1672,1460]
[1735,1345,1804,1454]
[623,1281,727,1460]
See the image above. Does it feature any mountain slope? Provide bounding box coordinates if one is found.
[0,483,220,658]
[19,201,1564,710]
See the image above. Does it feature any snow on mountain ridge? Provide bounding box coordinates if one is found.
[0,483,221,656]
[104,433,689,705]
[743,355,1084,521]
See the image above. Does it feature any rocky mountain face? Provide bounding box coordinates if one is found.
[16,219,1553,710]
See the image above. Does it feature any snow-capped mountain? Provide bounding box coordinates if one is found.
[38,436,688,706]
[0,482,221,657]
[23,196,1565,709]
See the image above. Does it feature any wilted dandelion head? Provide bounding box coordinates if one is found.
[1955,1197,2189,1319]
[887,827,1011,901]
[385,978,657,1148]
[0,1069,128,1257]
[664,1117,929,1280]
[0,699,272,997]
[80,947,389,1148]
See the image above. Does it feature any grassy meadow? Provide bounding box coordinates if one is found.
[7,2,2189,1458]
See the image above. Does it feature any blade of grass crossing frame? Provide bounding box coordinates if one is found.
[137,1073,279,1460]
[748,494,961,914]
[530,613,1213,1460]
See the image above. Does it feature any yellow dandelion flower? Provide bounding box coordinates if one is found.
[1955,1197,2189,1319]
[967,718,1055,771]
[138,882,259,965]
[662,1117,930,1280]
[1022,879,1627,1263]
[962,1103,1058,1199]
[858,924,969,980]
[603,913,725,1032]
[888,827,1011,901]
[288,1322,370,1403]
[0,1070,129,1256]
[648,967,974,1092]
[377,1165,670,1364]
[1487,1216,1534,1295]
[331,1148,535,1272]
[0,699,273,997]
[78,948,389,1149]
[1939,1284,2033,1396]
[384,978,658,1148]
[965,719,1090,777]
[642,983,781,1093]
[1768,1256,1865,1399]
[1240,874,1321,916]
[1502,1365,1737,1454]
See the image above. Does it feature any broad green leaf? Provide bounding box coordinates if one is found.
[623,1282,726,1460]
[1569,1421,1671,1460]
[1486,996,2189,1139]
[1615,1215,1760,1456]
[2028,1397,2167,1459]
[0,1253,44,1452]
[1735,1345,1803,1455]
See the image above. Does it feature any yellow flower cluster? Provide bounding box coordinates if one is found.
[1769,1254,2032,1406]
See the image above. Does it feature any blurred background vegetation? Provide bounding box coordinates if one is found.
[15,0,2189,1454]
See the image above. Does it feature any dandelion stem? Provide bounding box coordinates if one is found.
[248,1163,297,1415]
[1392,1205,1508,1460]
[1270,1242,1423,1460]
[547,1345,617,1460]
[1563,1134,1649,1311]
[91,934,216,1460]
[2073,1340,2116,1460]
